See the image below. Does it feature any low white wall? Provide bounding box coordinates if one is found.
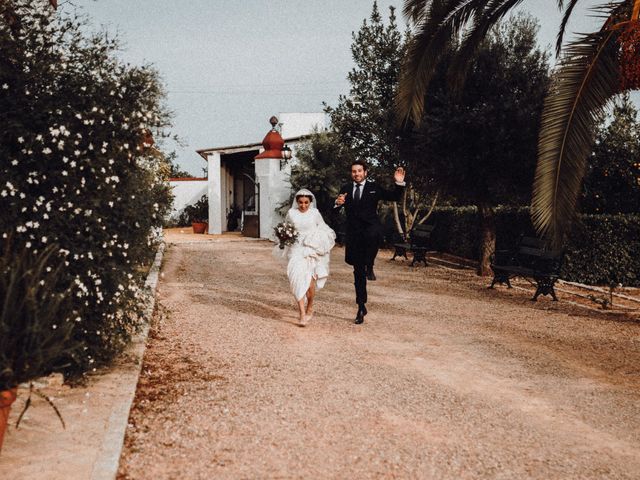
[169,178,208,222]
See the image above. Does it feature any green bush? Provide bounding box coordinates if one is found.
[428,207,640,286]
[0,242,81,391]
[177,194,208,226]
[0,3,173,376]
[563,214,640,286]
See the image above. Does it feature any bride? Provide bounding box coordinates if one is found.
[278,189,336,326]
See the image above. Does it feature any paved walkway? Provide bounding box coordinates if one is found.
[118,232,640,479]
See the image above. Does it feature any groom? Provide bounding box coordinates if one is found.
[335,161,406,324]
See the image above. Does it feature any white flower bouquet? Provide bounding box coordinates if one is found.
[274,221,298,249]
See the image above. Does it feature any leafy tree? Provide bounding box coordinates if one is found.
[416,14,550,274]
[325,1,404,170]
[325,1,436,234]
[0,2,173,376]
[285,132,354,233]
[581,93,640,214]
[166,151,194,178]
[397,0,640,245]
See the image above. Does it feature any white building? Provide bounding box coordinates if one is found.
[196,112,327,239]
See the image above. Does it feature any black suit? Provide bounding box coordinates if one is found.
[336,180,404,306]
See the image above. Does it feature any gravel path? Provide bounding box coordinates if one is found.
[117,233,640,479]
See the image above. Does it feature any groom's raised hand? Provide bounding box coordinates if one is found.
[394,167,406,184]
[336,193,347,206]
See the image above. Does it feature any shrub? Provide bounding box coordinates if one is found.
[0,2,173,376]
[428,207,640,286]
[0,242,80,391]
[177,194,208,226]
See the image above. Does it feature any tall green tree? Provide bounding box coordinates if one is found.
[581,94,640,214]
[325,1,405,171]
[326,1,437,234]
[397,0,640,245]
[416,15,550,274]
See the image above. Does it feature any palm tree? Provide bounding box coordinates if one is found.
[397,0,640,246]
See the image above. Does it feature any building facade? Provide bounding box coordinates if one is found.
[196,112,326,239]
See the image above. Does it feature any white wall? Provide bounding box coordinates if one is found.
[279,112,328,139]
[169,179,207,222]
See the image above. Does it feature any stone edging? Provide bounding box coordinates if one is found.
[89,241,166,480]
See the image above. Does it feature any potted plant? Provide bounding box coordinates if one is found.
[0,241,79,452]
[179,195,209,234]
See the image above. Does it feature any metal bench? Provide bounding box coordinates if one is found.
[392,224,435,267]
[489,236,564,301]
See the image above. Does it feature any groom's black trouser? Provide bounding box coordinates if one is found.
[350,225,383,305]
[353,263,367,305]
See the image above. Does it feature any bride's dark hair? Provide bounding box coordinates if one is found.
[295,194,313,202]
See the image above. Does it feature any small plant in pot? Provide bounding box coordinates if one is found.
[179,195,209,234]
[0,241,80,452]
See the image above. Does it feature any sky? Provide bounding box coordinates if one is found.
[68,0,630,176]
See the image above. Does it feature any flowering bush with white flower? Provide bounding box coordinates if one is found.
[0,1,173,377]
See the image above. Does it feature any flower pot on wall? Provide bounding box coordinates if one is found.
[192,221,208,234]
[0,388,17,453]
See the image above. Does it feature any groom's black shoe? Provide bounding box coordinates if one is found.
[366,265,376,281]
[355,304,367,324]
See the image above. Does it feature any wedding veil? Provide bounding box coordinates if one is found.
[291,188,317,211]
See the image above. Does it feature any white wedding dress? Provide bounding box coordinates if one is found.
[278,193,336,301]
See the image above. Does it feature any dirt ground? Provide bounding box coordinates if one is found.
[117,230,640,479]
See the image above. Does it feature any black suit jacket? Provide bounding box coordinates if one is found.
[337,180,404,229]
[336,181,404,266]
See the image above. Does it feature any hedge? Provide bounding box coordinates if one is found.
[425,207,640,287]
[1,3,173,377]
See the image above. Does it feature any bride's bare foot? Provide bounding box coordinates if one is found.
[299,313,307,326]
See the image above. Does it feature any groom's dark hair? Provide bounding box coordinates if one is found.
[351,160,368,171]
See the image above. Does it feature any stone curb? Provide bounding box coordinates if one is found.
[89,241,165,480]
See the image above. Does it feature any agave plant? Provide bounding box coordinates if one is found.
[0,241,79,393]
[398,0,640,245]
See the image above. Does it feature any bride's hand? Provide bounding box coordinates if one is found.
[303,247,318,258]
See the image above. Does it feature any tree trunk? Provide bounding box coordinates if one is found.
[477,202,496,276]
[392,201,404,236]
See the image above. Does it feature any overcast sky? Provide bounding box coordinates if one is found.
[70,0,627,175]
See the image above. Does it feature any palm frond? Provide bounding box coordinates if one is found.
[397,0,493,125]
[448,0,527,91]
[531,23,620,246]
[403,0,429,23]
[556,0,581,55]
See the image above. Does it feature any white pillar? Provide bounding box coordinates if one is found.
[255,157,281,240]
[207,152,222,234]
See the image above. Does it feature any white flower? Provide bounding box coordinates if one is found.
[1,83,8,89]
[17,137,24,143]
[41,236,47,243]
[42,147,52,154]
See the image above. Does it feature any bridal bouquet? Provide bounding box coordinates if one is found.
[274,221,298,249]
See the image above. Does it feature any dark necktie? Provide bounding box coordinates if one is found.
[354,183,362,202]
